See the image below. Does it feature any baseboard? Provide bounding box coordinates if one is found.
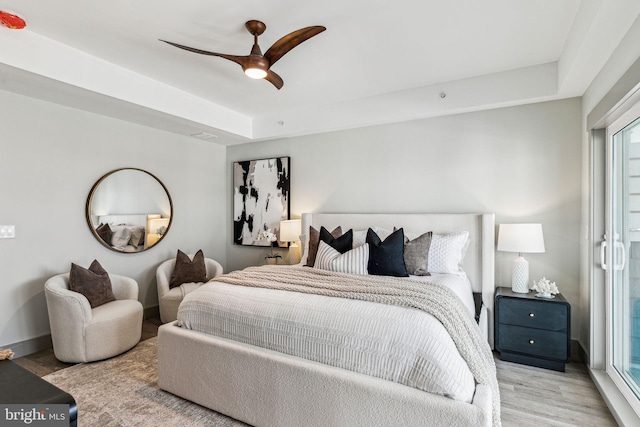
[4,334,52,359]
[571,339,585,363]
[575,340,589,364]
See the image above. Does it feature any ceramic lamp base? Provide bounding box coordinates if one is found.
[286,243,301,265]
[511,256,529,293]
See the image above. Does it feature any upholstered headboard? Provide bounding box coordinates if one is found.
[301,212,496,347]
[94,214,148,229]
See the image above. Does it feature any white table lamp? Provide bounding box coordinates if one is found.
[147,217,170,248]
[497,223,545,293]
[279,219,302,265]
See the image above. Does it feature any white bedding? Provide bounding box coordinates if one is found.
[177,270,477,403]
[408,273,475,316]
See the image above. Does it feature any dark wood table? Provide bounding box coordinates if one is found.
[0,360,77,426]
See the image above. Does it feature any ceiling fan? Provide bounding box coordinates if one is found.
[160,20,326,90]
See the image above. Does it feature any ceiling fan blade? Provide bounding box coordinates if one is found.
[265,70,284,90]
[160,39,251,68]
[264,26,326,66]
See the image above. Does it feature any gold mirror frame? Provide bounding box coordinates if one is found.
[86,168,173,253]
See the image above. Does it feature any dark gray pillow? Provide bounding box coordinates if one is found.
[366,228,409,277]
[170,249,207,289]
[306,226,342,267]
[320,227,353,254]
[95,223,112,244]
[403,231,433,276]
[69,260,116,308]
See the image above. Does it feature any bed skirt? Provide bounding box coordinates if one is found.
[157,322,492,427]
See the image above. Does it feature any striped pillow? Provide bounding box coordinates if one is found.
[313,240,369,275]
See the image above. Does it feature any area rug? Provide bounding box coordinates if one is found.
[43,337,248,426]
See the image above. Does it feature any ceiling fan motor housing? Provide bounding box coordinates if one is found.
[243,55,269,78]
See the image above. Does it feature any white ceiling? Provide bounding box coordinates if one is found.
[0,0,639,145]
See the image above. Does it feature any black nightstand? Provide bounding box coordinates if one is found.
[495,287,571,372]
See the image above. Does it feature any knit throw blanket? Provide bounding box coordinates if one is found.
[213,265,501,427]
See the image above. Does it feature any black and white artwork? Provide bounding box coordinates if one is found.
[233,157,290,246]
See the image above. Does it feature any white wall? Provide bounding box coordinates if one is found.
[227,98,583,339]
[0,89,227,354]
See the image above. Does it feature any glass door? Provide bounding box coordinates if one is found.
[607,109,640,409]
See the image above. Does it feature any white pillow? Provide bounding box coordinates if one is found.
[313,241,369,275]
[299,233,309,265]
[111,226,132,247]
[428,231,469,274]
[352,229,368,248]
[372,226,393,241]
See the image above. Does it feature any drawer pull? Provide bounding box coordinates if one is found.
[529,339,535,345]
[529,313,535,318]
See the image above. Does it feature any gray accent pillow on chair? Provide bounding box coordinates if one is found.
[170,249,207,288]
[69,259,116,308]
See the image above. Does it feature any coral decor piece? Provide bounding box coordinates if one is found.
[532,277,559,298]
[0,11,26,29]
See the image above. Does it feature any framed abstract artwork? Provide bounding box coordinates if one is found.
[233,156,290,246]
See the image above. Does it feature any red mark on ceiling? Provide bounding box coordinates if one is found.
[0,11,26,29]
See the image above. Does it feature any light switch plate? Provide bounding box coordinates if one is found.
[0,225,15,238]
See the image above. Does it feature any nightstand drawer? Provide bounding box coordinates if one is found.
[497,298,568,332]
[497,324,568,360]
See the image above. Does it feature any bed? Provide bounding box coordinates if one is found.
[157,212,498,427]
[92,214,148,252]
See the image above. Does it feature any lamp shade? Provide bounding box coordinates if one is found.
[148,218,170,235]
[279,219,302,242]
[497,223,545,253]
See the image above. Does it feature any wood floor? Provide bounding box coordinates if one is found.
[13,318,619,427]
[495,356,618,427]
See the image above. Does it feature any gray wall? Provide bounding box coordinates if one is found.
[228,98,583,339]
[0,89,227,354]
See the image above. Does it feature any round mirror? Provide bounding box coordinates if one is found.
[86,168,173,253]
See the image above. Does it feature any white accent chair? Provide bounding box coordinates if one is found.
[44,273,143,363]
[156,255,223,323]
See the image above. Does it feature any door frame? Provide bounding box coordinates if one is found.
[604,104,640,415]
[587,55,640,427]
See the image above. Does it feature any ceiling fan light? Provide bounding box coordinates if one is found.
[244,67,268,79]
